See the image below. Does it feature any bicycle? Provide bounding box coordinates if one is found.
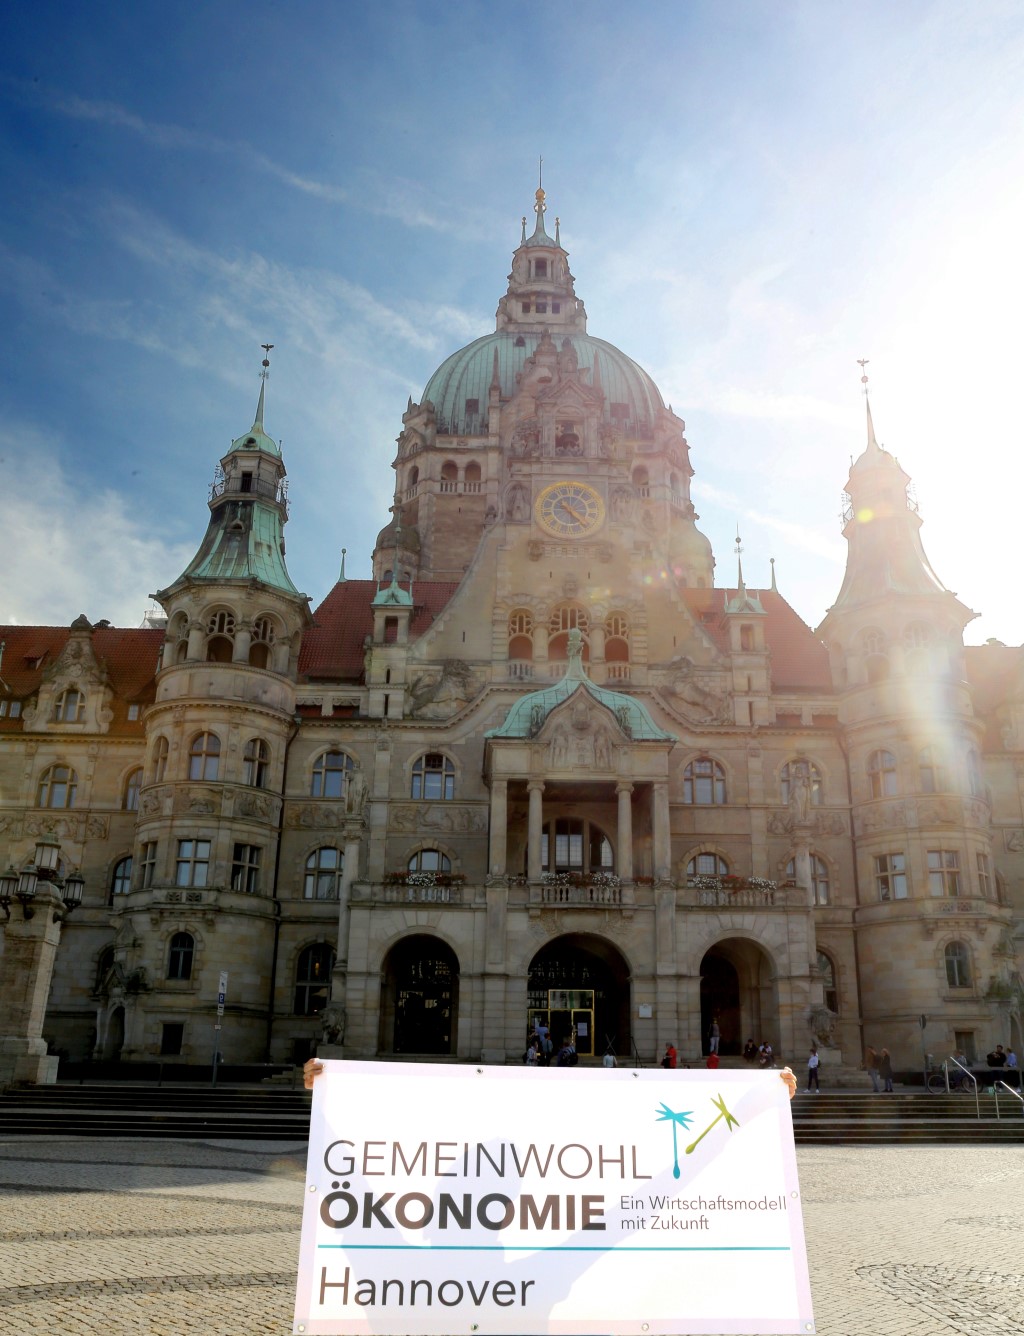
[926,1067,975,1094]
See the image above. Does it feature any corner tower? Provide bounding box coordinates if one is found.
[819,370,1007,1061]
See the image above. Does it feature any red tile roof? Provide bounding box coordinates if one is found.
[298,580,461,681]
[677,587,833,690]
[0,625,164,734]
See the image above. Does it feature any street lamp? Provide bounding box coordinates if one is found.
[0,839,86,919]
[0,865,19,919]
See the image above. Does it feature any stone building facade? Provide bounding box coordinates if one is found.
[1,186,1022,1074]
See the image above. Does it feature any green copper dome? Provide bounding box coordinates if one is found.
[423,333,665,438]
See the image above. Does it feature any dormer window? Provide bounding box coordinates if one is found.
[534,259,548,278]
[522,302,531,314]
[514,335,526,347]
[53,688,84,723]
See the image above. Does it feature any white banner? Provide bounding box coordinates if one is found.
[293,1062,814,1335]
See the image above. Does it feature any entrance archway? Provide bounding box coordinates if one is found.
[527,934,630,1060]
[379,934,459,1056]
[699,939,778,1057]
[101,1005,125,1061]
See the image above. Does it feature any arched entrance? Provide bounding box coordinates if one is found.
[100,1005,125,1061]
[527,934,630,1060]
[378,934,459,1056]
[700,939,778,1057]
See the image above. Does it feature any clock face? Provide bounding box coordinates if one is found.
[535,482,606,538]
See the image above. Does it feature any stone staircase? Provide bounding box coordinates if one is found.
[2,1080,1022,1145]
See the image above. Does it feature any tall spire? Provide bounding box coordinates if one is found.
[734,526,745,593]
[255,343,273,429]
[858,358,880,454]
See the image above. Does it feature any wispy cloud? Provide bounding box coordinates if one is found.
[0,422,194,626]
[697,480,845,565]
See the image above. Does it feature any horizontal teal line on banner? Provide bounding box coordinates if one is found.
[317,1245,790,1253]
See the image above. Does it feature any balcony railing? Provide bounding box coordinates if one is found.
[605,663,631,682]
[508,659,534,680]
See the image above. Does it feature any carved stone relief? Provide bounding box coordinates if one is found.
[389,805,487,834]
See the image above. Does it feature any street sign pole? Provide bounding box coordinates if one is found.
[213,971,228,1087]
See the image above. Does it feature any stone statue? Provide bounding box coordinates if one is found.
[789,765,812,824]
[345,770,367,816]
[320,1005,345,1045]
[807,1005,838,1048]
[666,656,729,722]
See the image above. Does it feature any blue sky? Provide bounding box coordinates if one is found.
[1,1,1022,645]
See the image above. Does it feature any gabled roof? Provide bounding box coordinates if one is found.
[298,580,461,682]
[677,587,833,690]
[0,625,163,734]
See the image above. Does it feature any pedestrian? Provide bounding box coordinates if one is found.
[705,1051,720,1070]
[661,1042,677,1070]
[525,1038,539,1066]
[806,1046,820,1092]
[556,1036,578,1067]
[758,1040,774,1068]
[878,1047,894,1093]
[708,1016,721,1055]
[743,1038,758,1063]
[602,1049,617,1068]
[865,1046,881,1093]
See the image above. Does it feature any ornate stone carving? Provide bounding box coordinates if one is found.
[1005,829,1024,852]
[407,659,480,719]
[855,802,907,835]
[664,656,730,722]
[807,1005,838,1048]
[389,804,487,834]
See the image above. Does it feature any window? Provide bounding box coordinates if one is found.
[411,754,455,801]
[954,1030,977,1063]
[605,613,630,666]
[249,617,276,669]
[160,1022,184,1056]
[127,704,140,721]
[465,398,479,417]
[123,768,143,811]
[295,944,334,1016]
[138,841,158,889]
[109,856,133,903]
[508,609,534,661]
[175,839,211,888]
[188,732,220,781]
[945,941,972,989]
[153,736,169,783]
[243,738,270,788]
[167,932,195,981]
[231,844,262,894]
[534,258,548,277]
[861,628,886,656]
[304,847,342,900]
[0,700,22,718]
[687,853,729,878]
[408,849,451,873]
[817,951,839,1013]
[682,758,726,805]
[311,750,353,798]
[37,765,77,809]
[918,747,949,794]
[867,750,897,798]
[928,850,961,898]
[786,855,831,905]
[95,945,115,992]
[875,853,908,901]
[53,688,84,722]
[904,622,931,651]
[976,851,992,899]
[536,819,613,874]
[780,761,823,806]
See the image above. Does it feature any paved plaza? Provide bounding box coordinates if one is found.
[1,1136,1022,1335]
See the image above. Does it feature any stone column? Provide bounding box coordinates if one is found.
[232,622,252,664]
[489,779,508,876]
[527,780,545,881]
[186,621,205,661]
[323,820,363,1057]
[616,781,634,882]
[651,781,671,881]
[0,886,67,1085]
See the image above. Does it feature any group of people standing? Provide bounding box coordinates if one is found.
[864,1047,895,1092]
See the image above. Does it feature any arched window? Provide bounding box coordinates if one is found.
[411,754,455,801]
[304,847,342,900]
[817,951,839,1013]
[109,856,133,904]
[605,613,630,663]
[311,750,353,798]
[536,819,613,874]
[167,931,195,981]
[152,736,169,783]
[682,758,726,805]
[188,732,220,781]
[95,944,115,992]
[547,604,590,662]
[408,849,451,873]
[295,944,334,1015]
[632,466,650,498]
[508,609,534,661]
[123,768,143,811]
[205,609,235,662]
[53,688,84,722]
[37,764,77,809]
[249,617,277,669]
[786,855,831,905]
[944,941,972,988]
[440,460,458,491]
[918,747,949,794]
[903,622,932,651]
[780,761,823,806]
[687,853,729,879]
[243,738,270,788]
[861,628,886,656]
[867,750,897,799]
